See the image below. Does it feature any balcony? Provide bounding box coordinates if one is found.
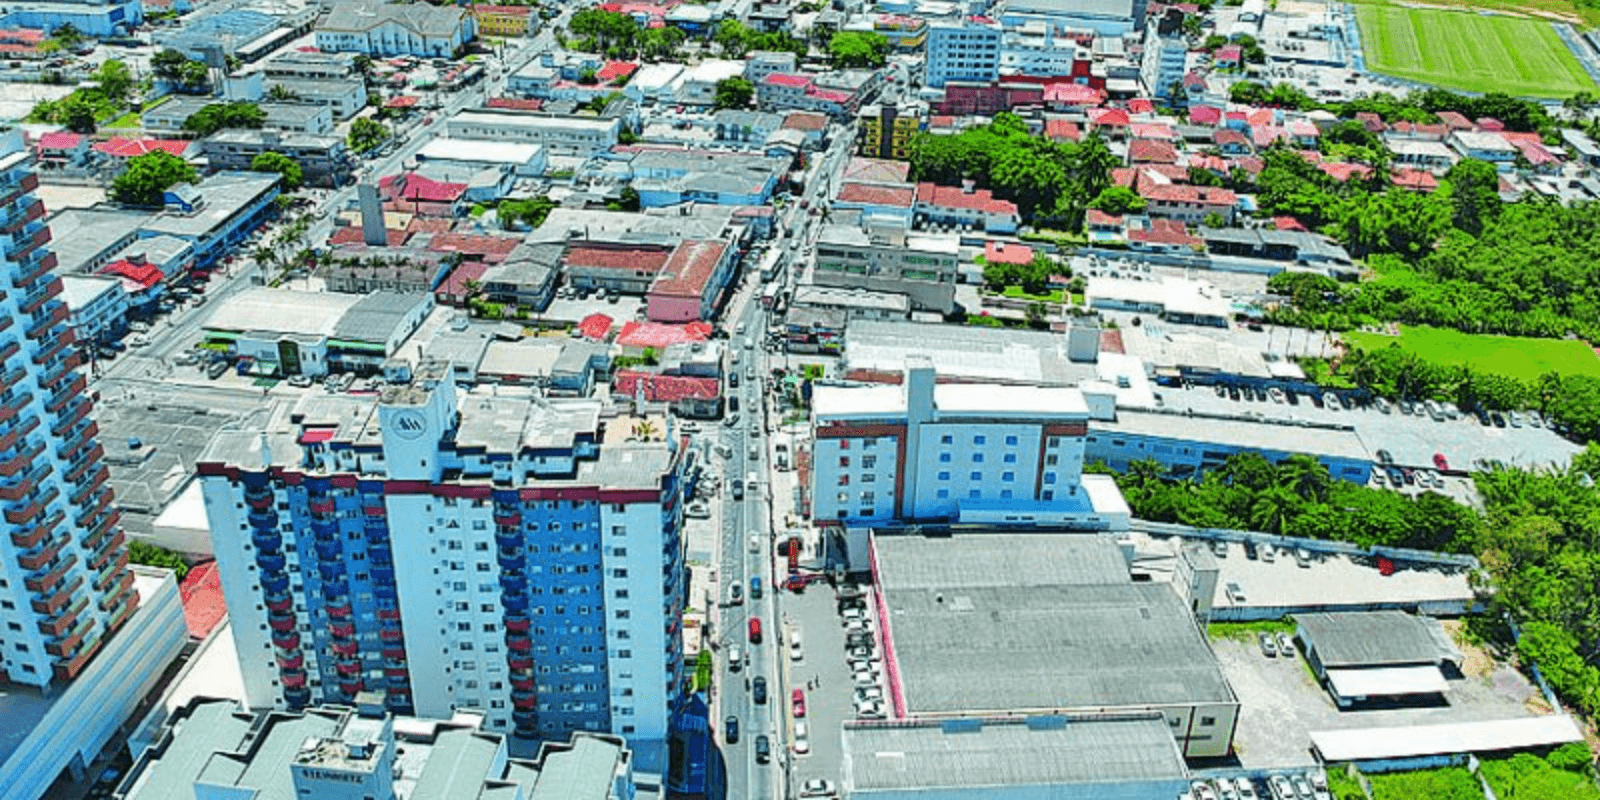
[247,509,279,530]
[502,593,528,613]
[5,485,56,525]
[46,375,86,413]
[281,671,308,690]
[37,596,87,638]
[245,487,273,509]
[368,547,392,568]
[31,335,70,369]
[376,607,400,621]
[317,562,346,583]
[493,509,521,527]
[74,487,112,529]
[256,552,287,574]
[513,710,538,731]
[380,628,403,643]
[93,550,128,592]
[24,553,76,594]
[511,675,535,691]
[46,616,92,656]
[99,571,135,613]
[335,660,361,676]
[19,276,61,315]
[0,340,17,366]
[9,510,51,548]
[310,517,337,541]
[261,572,290,595]
[329,620,355,638]
[18,531,66,572]
[276,651,304,671]
[331,639,358,656]
[0,172,39,207]
[308,497,335,514]
[64,444,104,484]
[30,574,80,615]
[284,686,311,706]
[326,599,353,618]
[0,198,44,234]
[383,666,408,679]
[512,693,537,711]
[51,633,103,683]
[371,566,394,585]
[0,440,44,478]
[271,630,302,650]
[89,531,124,570]
[338,680,363,696]
[507,636,533,653]
[504,615,530,634]
[499,571,526,594]
[497,548,524,571]
[252,527,282,551]
[49,406,87,440]
[268,614,296,632]
[266,593,293,613]
[314,540,341,561]
[364,525,388,544]
[69,464,108,507]
[24,301,66,340]
[0,391,30,425]
[11,248,56,286]
[508,654,534,671]
[382,644,406,660]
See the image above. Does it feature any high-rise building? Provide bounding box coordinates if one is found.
[197,361,687,770]
[0,127,138,688]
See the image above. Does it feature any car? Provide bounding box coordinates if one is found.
[729,372,739,388]
[789,631,803,661]
[1374,397,1391,414]
[847,644,874,660]
[750,576,762,599]
[731,481,744,501]
[1433,452,1449,471]
[128,334,150,348]
[853,669,878,687]
[854,686,884,703]
[792,687,807,717]
[1225,582,1246,603]
[1397,399,1413,415]
[748,617,762,643]
[845,618,872,637]
[753,676,767,703]
[754,735,771,763]
[800,779,836,797]
[1234,776,1259,800]
[1491,411,1507,428]
[841,607,866,625]
[1191,781,1219,800]
[1400,467,1415,486]
[288,375,314,388]
[728,583,743,605]
[1258,632,1278,657]
[1376,449,1394,465]
[856,699,885,719]
[1370,467,1386,487]
[1276,632,1296,658]
[1475,407,1492,426]
[1291,774,1314,799]
[793,720,810,754]
[1227,386,1241,401]
[1385,466,1404,486]
[1323,392,1342,410]
[1243,540,1259,560]
[728,645,742,671]
[207,360,230,379]
[128,321,150,333]
[1527,410,1544,427]
[1509,411,1524,428]
[1270,775,1295,800]
[724,715,739,743]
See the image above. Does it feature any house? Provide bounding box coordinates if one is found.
[1139,182,1237,225]
[914,181,1020,234]
[378,173,468,217]
[1213,45,1242,70]
[93,138,197,162]
[813,225,960,314]
[1447,130,1518,169]
[479,241,561,311]
[34,131,89,169]
[1125,217,1200,255]
[1390,168,1438,192]
[315,0,477,57]
[833,181,917,229]
[1129,139,1179,165]
[1086,208,1125,245]
[1389,140,1455,172]
[645,239,734,323]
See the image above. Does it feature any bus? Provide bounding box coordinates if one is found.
[760,282,783,311]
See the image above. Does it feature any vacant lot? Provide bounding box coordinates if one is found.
[1343,326,1600,384]
[1355,5,1594,98]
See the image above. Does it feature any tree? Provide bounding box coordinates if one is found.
[617,186,640,212]
[128,540,190,580]
[266,84,300,102]
[1089,185,1145,215]
[714,77,754,110]
[347,116,390,154]
[57,94,98,134]
[92,60,133,106]
[183,102,266,136]
[111,151,197,207]
[250,151,303,191]
[1442,158,1502,236]
[828,31,889,69]
[497,196,558,231]
[49,22,85,50]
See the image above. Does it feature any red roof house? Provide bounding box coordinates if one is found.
[984,241,1034,265]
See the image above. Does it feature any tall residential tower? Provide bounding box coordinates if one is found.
[0,128,137,688]
[197,361,687,770]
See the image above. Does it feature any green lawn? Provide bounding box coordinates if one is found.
[1000,286,1065,303]
[1356,5,1594,98]
[1344,325,1600,383]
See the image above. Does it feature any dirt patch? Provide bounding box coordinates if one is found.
[1443,619,1496,679]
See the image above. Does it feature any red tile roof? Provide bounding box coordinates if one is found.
[842,157,910,184]
[1189,105,1222,125]
[1213,128,1249,147]
[102,259,165,289]
[1215,45,1242,62]
[1355,111,1385,132]
[1126,98,1155,114]
[1130,122,1177,141]
[566,243,673,272]
[783,111,829,131]
[577,313,614,340]
[406,217,455,235]
[1251,125,1287,149]
[1247,108,1276,128]
[1129,138,1179,164]
[36,131,83,151]
[1043,82,1103,106]
[1110,167,1137,188]
[1139,182,1237,206]
[597,61,639,82]
[385,95,420,109]
[1391,168,1439,192]
[1513,139,1559,165]
[1044,118,1080,142]
[179,561,227,640]
[915,182,1017,215]
[380,173,467,203]
[615,321,713,349]
[1273,216,1308,231]
[1436,111,1473,130]
[1086,208,1124,228]
[1088,107,1130,128]
[836,181,915,208]
[1317,162,1373,182]
[612,370,721,403]
[1186,153,1227,173]
[94,137,192,158]
[1129,218,1198,247]
[429,233,521,262]
[328,226,411,247]
[983,241,1034,265]
[764,73,812,89]
[487,97,544,111]
[1476,117,1504,131]
[436,259,489,300]
[650,239,727,298]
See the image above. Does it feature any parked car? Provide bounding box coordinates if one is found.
[793,720,810,754]
[1527,410,1544,427]
[728,583,743,606]
[1235,776,1259,800]
[1376,449,1394,465]
[1491,411,1507,428]
[727,645,742,671]
[288,375,313,388]
[1191,781,1219,800]
[856,700,885,719]
[207,360,230,379]
[792,687,807,718]
[1276,632,1296,658]
[1258,632,1278,657]
[755,735,771,763]
[724,715,739,743]
[1269,775,1294,800]
[1323,392,1342,410]
[801,779,836,797]
[752,676,767,704]
[789,631,803,661]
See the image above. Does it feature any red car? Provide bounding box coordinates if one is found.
[1433,452,1449,471]
[748,617,762,644]
[792,687,806,718]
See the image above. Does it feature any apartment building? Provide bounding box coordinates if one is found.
[197,361,686,770]
[812,225,958,314]
[924,20,1001,88]
[446,110,621,157]
[201,130,352,188]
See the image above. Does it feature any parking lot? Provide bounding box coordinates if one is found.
[1217,631,1548,769]
[782,580,873,795]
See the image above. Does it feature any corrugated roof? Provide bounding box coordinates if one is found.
[1311,716,1583,762]
[1297,611,1456,669]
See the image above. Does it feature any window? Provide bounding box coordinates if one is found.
[862,455,877,469]
[937,471,950,481]
[974,435,986,445]
[1005,435,1018,446]
[940,435,953,445]
[939,453,951,463]
[1003,453,1017,463]
[968,489,981,499]
[1000,489,1013,499]
[971,453,984,463]
[1046,454,1059,466]
[1200,716,1216,727]
[937,489,950,499]
[1001,471,1014,482]
[1044,472,1057,484]
[837,475,850,486]
[838,456,850,468]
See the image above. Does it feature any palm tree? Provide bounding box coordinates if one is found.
[1247,486,1300,535]
[632,419,659,440]
[1277,454,1331,504]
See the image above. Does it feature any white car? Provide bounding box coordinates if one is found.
[800,779,836,797]
[789,631,803,661]
[793,720,810,754]
[852,669,878,688]
[855,700,885,719]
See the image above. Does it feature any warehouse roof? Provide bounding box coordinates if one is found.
[1297,611,1459,669]
[842,715,1188,793]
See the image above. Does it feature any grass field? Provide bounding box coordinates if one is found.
[1343,325,1600,383]
[1356,5,1595,98]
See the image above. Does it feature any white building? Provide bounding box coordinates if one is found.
[196,361,686,772]
[59,274,129,347]
[924,20,1001,88]
[445,110,621,157]
[809,361,1130,527]
[415,138,549,178]
[314,0,477,57]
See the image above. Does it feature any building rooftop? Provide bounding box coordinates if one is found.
[203,288,361,338]
[1095,409,1372,462]
[842,715,1189,794]
[59,274,123,309]
[45,206,149,273]
[332,291,430,343]
[842,319,1095,386]
[650,239,726,298]
[142,172,279,240]
[1296,611,1458,669]
[813,380,1089,421]
[874,532,1235,715]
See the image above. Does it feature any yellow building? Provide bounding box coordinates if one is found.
[470,4,533,37]
[857,102,924,160]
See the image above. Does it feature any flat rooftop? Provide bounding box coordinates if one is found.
[842,715,1189,794]
[843,319,1098,386]
[1095,409,1372,462]
[1297,611,1458,669]
[203,287,360,337]
[874,532,1235,715]
[813,381,1089,421]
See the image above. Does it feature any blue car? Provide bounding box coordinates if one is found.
[724,715,739,743]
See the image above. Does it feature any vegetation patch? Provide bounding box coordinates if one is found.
[1207,618,1297,641]
[1365,766,1484,800]
[1343,326,1600,385]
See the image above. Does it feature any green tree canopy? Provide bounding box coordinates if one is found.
[347,116,390,154]
[111,151,198,207]
[250,151,303,191]
[713,77,754,110]
[183,102,265,137]
[1089,185,1146,216]
[828,31,889,68]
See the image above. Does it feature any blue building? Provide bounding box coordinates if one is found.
[0,0,143,38]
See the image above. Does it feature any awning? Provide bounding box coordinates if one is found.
[298,427,337,445]
[1312,716,1584,763]
[1326,666,1448,699]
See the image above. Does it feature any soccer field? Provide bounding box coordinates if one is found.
[1356,5,1595,98]
[1343,326,1600,383]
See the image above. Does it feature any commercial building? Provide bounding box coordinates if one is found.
[118,699,635,800]
[315,0,477,57]
[261,50,356,81]
[262,78,368,120]
[1296,611,1463,708]
[812,225,959,314]
[869,531,1237,758]
[856,102,924,160]
[138,171,281,269]
[1084,409,1374,484]
[0,131,182,800]
[924,20,1001,88]
[199,288,432,377]
[841,715,1191,800]
[415,138,549,178]
[624,148,789,209]
[0,0,142,38]
[1085,275,1231,328]
[200,130,352,188]
[810,361,1130,527]
[196,363,687,768]
[446,110,621,157]
[59,275,129,346]
[998,0,1145,36]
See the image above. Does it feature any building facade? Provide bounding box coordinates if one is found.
[856,102,924,160]
[812,226,959,314]
[201,130,353,188]
[0,130,140,689]
[315,0,477,57]
[197,362,686,769]
[809,363,1129,527]
[924,21,1001,88]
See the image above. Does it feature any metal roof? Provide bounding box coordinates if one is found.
[1311,716,1583,763]
[1325,666,1449,699]
[331,290,429,344]
[875,533,1236,714]
[843,715,1188,793]
[1297,611,1457,669]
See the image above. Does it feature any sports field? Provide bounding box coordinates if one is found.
[1343,326,1600,383]
[1355,5,1595,98]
